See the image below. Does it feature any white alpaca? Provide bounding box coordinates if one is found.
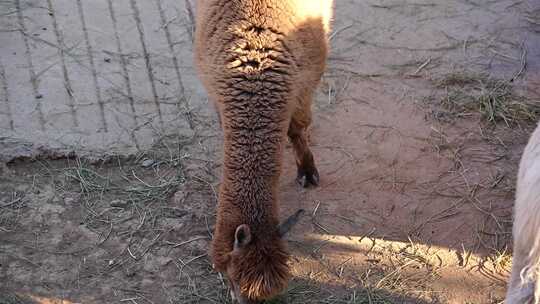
[506,123,540,304]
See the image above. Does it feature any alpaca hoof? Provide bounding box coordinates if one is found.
[297,167,319,188]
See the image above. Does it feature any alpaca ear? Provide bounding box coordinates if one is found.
[278,209,305,237]
[234,224,252,250]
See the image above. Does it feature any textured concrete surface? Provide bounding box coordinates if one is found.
[0,0,200,160]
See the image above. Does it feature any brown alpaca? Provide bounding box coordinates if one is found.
[194,1,332,302]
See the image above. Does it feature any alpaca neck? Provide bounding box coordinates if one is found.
[219,125,286,225]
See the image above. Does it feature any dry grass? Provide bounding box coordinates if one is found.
[0,293,26,304]
[0,191,27,232]
[1,98,518,304]
[0,131,223,303]
[281,232,447,304]
[420,129,515,254]
[54,143,446,304]
[268,283,401,304]
[433,72,540,125]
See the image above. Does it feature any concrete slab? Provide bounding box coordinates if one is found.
[0,0,202,161]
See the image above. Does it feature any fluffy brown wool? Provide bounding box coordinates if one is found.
[194,0,332,301]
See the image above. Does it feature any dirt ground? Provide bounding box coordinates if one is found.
[2,0,540,303]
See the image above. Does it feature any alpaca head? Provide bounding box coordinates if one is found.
[213,209,304,303]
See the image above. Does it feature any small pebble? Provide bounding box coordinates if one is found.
[110,199,128,208]
[141,158,155,168]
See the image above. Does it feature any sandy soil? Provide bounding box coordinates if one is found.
[1,0,540,303]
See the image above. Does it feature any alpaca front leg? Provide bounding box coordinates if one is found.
[288,118,319,188]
